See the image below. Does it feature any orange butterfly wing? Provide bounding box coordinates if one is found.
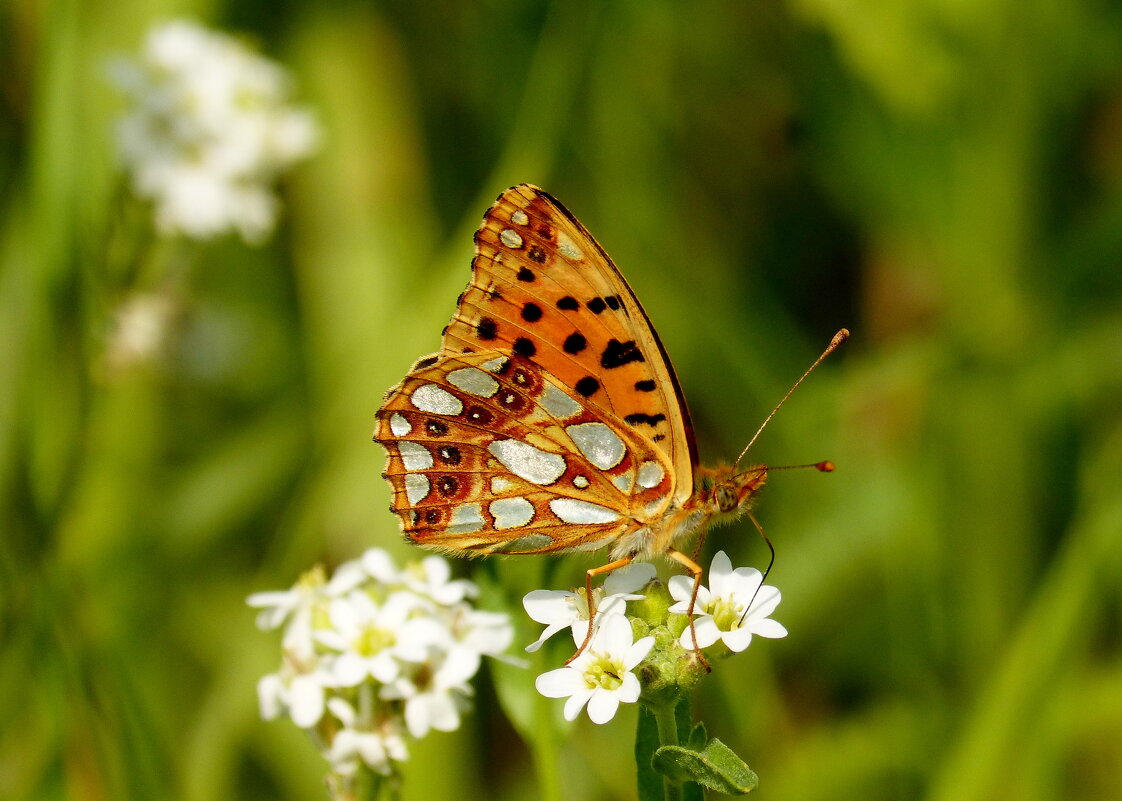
[447,185,697,493]
[375,184,698,556]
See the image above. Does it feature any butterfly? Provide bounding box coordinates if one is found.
[375,184,844,654]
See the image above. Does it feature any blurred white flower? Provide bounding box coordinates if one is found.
[381,645,481,738]
[247,564,334,663]
[668,550,788,652]
[399,554,478,606]
[535,613,654,724]
[522,561,656,652]
[250,548,511,786]
[104,291,178,372]
[109,19,318,243]
[318,590,446,685]
[257,659,334,728]
[325,696,408,777]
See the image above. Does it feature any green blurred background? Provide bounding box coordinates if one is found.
[4,1,1122,799]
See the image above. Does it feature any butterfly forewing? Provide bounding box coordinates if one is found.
[440,185,698,506]
[377,350,676,555]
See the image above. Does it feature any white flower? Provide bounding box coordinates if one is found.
[251,547,513,777]
[450,607,515,657]
[668,551,788,652]
[381,645,480,738]
[247,565,330,663]
[359,548,403,585]
[256,656,335,728]
[523,562,657,652]
[535,614,654,724]
[325,697,408,777]
[317,590,447,685]
[399,555,478,606]
[109,19,317,243]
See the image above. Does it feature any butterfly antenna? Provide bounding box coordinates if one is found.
[733,328,849,470]
[739,509,776,624]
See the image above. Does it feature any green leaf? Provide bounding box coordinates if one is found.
[652,738,760,795]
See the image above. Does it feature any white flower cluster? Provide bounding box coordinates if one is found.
[526,552,787,724]
[249,549,512,779]
[109,20,318,243]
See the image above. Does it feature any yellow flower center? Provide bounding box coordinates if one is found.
[583,656,625,691]
[711,596,745,632]
[355,626,395,656]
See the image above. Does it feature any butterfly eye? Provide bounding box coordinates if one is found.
[715,485,739,513]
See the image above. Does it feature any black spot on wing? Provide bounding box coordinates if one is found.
[521,302,543,322]
[601,339,644,369]
[513,337,536,357]
[575,376,600,397]
[624,412,667,427]
[587,297,607,314]
[634,379,656,392]
[517,267,536,282]
[528,245,547,263]
[563,333,587,354]
[557,296,580,311]
[477,318,499,340]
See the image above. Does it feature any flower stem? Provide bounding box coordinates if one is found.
[651,701,683,801]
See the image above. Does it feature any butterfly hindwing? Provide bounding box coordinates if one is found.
[376,351,675,555]
[441,185,698,506]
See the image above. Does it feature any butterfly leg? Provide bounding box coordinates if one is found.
[566,554,636,664]
[666,547,711,672]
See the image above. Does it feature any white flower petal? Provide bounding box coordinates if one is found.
[603,562,657,595]
[750,618,788,639]
[706,551,734,597]
[591,613,633,652]
[256,673,285,720]
[535,667,586,698]
[523,590,579,625]
[331,653,369,687]
[679,617,722,650]
[562,688,594,721]
[436,646,481,687]
[586,690,621,724]
[326,697,356,726]
[624,635,656,670]
[618,672,642,704]
[666,575,694,605]
[325,560,367,596]
[525,622,568,652]
[746,585,782,619]
[360,548,400,583]
[403,695,431,738]
[425,692,462,732]
[288,675,326,728]
[726,568,764,602]
[721,627,755,653]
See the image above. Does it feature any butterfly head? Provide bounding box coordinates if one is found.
[697,464,768,520]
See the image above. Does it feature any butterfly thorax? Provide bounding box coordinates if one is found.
[610,464,768,561]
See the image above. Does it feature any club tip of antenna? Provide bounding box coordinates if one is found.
[830,329,850,348]
[815,461,835,473]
